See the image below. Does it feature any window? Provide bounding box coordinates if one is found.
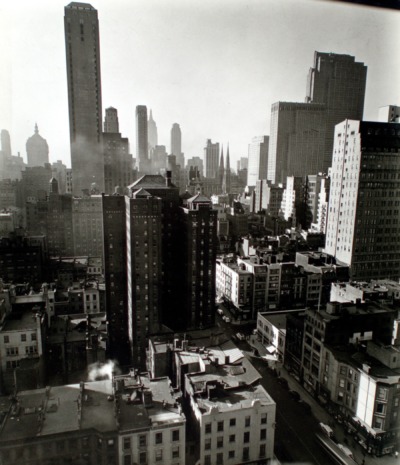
[3,335,9,344]
[155,432,162,444]
[228,450,235,459]
[245,416,250,427]
[21,334,27,342]
[155,450,162,462]
[229,434,235,443]
[6,347,18,356]
[172,446,179,459]
[205,423,212,434]
[229,418,236,427]
[31,333,37,341]
[377,387,387,400]
[243,447,250,461]
[217,452,223,464]
[339,366,347,375]
[260,429,267,440]
[339,378,345,388]
[139,435,147,447]
[244,431,250,443]
[172,429,180,441]
[259,444,266,458]
[217,437,223,448]
[217,421,224,432]
[204,455,211,465]
[123,437,131,450]
[139,451,147,464]
[124,455,131,465]
[261,413,267,424]
[205,438,211,450]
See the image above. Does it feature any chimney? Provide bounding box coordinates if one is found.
[166,171,172,187]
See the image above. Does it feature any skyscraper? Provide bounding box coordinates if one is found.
[103,107,134,194]
[171,123,184,167]
[247,135,269,187]
[223,145,231,194]
[325,119,400,280]
[26,124,49,167]
[204,139,219,179]
[148,109,158,151]
[218,146,224,190]
[64,2,104,195]
[269,52,367,184]
[136,105,149,173]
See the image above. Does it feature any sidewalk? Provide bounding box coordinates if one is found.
[247,337,400,465]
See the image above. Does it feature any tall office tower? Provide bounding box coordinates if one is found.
[268,102,326,184]
[325,120,400,280]
[20,164,53,202]
[26,124,49,167]
[305,173,330,230]
[64,3,104,196]
[269,52,367,184]
[187,156,204,175]
[51,160,68,194]
[136,105,149,172]
[151,145,168,173]
[237,156,248,171]
[247,135,269,187]
[218,146,224,190]
[204,139,220,179]
[102,194,130,365]
[181,194,217,329]
[171,123,184,167]
[1,130,11,157]
[378,105,400,123]
[103,106,119,133]
[103,107,133,194]
[222,145,231,194]
[306,52,367,166]
[148,109,158,151]
[126,189,162,367]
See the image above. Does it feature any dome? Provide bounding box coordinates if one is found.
[26,124,49,167]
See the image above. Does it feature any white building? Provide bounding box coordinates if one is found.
[247,136,269,187]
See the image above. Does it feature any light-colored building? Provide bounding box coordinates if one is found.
[204,139,220,179]
[378,105,400,123]
[247,136,269,187]
[324,119,400,280]
[256,312,287,362]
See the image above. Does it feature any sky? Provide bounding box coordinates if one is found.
[0,0,399,170]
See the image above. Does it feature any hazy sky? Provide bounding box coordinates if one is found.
[0,0,399,169]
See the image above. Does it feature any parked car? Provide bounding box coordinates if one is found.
[236,332,245,340]
[217,308,224,315]
[223,316,231,323]
[289,390,301,401]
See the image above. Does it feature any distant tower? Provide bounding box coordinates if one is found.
[204,139,220,179]
[218,146,224,191]
[49,177,59,195]
[247,136,268,187]
[26,124,49,167]
[64,2,104,195]
[136,105,148,172]
[223,145,231,194]
[171,123,184,167]
[103,107,119,133]
[148,110,158,151]
[1,130,11,157]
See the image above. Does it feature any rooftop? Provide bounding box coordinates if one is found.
[2,311,39,332]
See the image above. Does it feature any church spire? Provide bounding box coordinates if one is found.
[218,145,225,192]
[34,123,39,135]
[223,143,231,194]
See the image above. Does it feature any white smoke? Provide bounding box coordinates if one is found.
[87,360,121,381]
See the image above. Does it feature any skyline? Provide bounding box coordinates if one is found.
[1,0,399,170]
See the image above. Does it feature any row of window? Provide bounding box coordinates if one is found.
[123,429,180,449]
[124,446,180,464]
[4,333,36,344]
[205,429,267,449]
[204,444,266,464]
[204,414,267,433]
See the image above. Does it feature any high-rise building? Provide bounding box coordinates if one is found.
[64,2,104,196]
[51,160,68,194]
[1,130,11,158]
[26,124,49,167]
[103,107,134,194]
[247,136,269,187]
[325,119,400,280]
[126,189,162,366]
[218,146,224,190]
[204,139,219,179]
[102,193,130,365]
[148,109,158,151]
[181,194,217,329]
[136,105,149,172]
[269,52,367,184]
[268,102,326,184]
[171,123,184,167]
